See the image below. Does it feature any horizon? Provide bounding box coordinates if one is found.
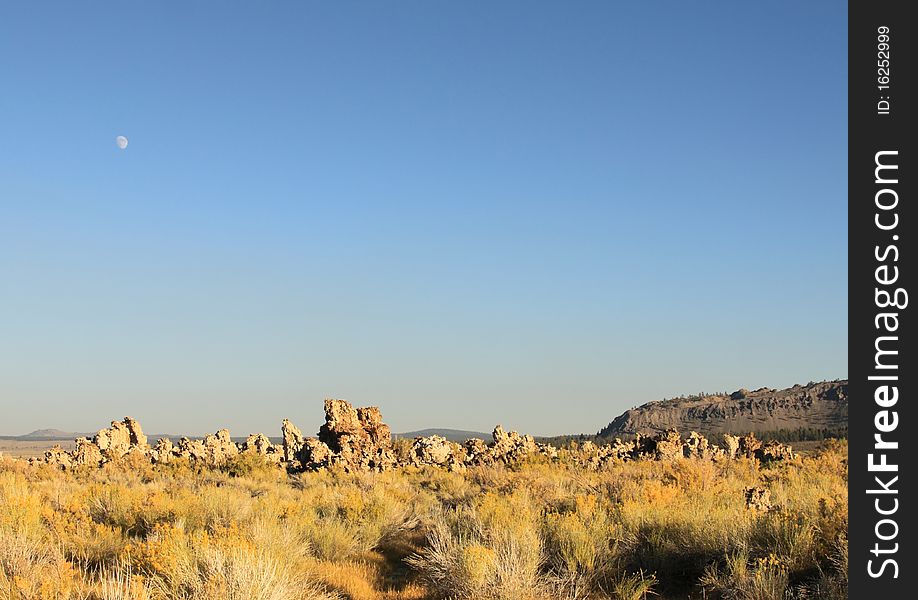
[1,1,847,437]
[2,376,847,439]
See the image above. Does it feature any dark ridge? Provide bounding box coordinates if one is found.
[597,379,848,439]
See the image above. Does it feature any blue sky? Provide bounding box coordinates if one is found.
[0,1,847,437]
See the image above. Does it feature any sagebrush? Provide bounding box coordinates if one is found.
[0,441,847,599]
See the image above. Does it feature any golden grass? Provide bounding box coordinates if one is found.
[0,441,847,599]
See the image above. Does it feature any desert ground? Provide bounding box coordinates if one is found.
[0,427,846,600]
[0,440,77,460]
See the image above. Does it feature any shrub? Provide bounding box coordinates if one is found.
[700,550,789,600]
[0,441,848,598]
[407,499,544,599]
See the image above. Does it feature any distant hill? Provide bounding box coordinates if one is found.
[1,428,177,442]
[7,381,847,446]
[4,427,492,445]
[395,428,490,443]
[18,429,92,440]
[598,380,848,439]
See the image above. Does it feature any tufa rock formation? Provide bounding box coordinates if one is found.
[166,432,242,465]
[745,487,772,511]
[152,438,174,464]
[316,400,396,472]
[756,440,796,463]
[298,438,333,470]
[72,437,104,467]
[199,429,238,465]
[281,399,398,472]
[461,426,557,466]
[281,419,304,463]
[243,433,281,462]
[410,435,466,471]
[32,398,798,473]
[42,445,74,470]
[42,417,148,468]
[575,429,796,470]
[34,417,282,469]
[723,434,741,458]
[683,431,718,459]
[93,417,149,460]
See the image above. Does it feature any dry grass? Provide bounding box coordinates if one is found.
[0,441,847,599]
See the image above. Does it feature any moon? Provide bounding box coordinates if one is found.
[116,135,129,150]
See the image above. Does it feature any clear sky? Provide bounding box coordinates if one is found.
[0,1,847,437]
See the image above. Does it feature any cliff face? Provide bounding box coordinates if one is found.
[598,380,848,438]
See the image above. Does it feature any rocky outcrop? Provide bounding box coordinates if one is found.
[201,429,239,465]
[321,402,391,447]
[33,417,268,469]
[42,445,73,469]
[490,426,536,462]
[281,419,304,463]
[36,417,149,469]
[319,399,396,471]
[93,417,149,460]
[172,437,206,461]
[410,425,558,471]
[723,434,740,458]
[283,399,397,472]
[163,430,240,465]
[605,429,796,469]
[738,434,762,457]
[575,429,802,470]
[462,426,556,466]
[645,428,684,461]
[298,438,332,470]
[243,433,281,462]
[683,431,720,459]
[464,438,490,464]
[745,487,772,511]
[720,432,797,463]
[318,399,396,471]
[72,437,104,467]
[283,408,557,472]
[599,380,848,438]
[32,398,798,474]
[410,435,465,471]
[152,438,174,464]
[755,440,797,463]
